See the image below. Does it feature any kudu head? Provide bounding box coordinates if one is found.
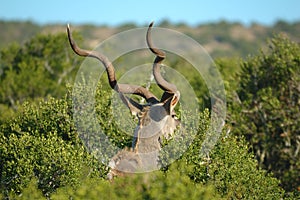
[67,22,180,179]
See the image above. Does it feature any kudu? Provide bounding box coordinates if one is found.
[67,22,180,180]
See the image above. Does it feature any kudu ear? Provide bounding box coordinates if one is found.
[162,91,180,115]
[119,93,144,116]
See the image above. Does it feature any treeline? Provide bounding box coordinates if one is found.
[0,19,300,57]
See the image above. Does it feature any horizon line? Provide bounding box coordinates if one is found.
[1,17,300,28]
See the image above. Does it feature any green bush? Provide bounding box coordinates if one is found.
[1,86,285,199]
[0,96,104,198]
[229,34,300,193]
[175,110,284,199]
[208,135,284,199]
[6,132,284,200]
[0,32,82,123]
[156,108,284,199]
[48,159,222,200]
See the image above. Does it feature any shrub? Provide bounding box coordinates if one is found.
[229,34,300,193]
[52,162,222,200]
[0,96,104,198]
[0,32,82,123]
[208,135,284,199]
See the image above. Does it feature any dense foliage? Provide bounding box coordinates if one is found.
[0,96,105,198]
[0,25,299,199]
[229,34,300,194]
[0,31,81,122]
[0,94,284,199]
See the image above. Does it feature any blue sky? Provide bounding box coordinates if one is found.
[1,0,300,26]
